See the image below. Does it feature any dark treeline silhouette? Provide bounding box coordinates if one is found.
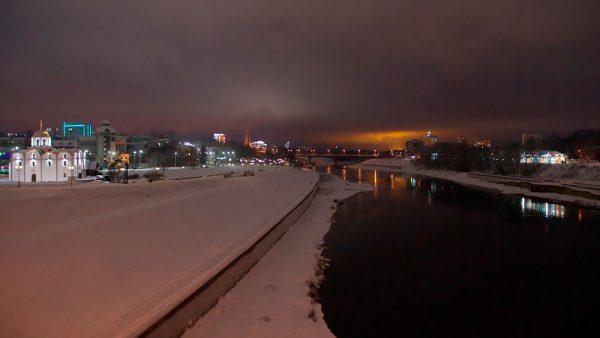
[415,129,600,175]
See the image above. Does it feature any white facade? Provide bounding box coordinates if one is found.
[9,124,84,183]
[520,151,567,164]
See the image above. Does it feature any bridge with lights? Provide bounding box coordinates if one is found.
[295,151,384,165]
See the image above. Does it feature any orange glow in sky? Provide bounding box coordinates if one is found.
[313,130,444,148]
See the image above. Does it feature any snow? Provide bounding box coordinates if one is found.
[531,162,600,185]
[0,167,318,338]
[183,174,372,338]
[352,159,600,208]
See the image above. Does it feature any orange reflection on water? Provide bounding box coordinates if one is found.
[390,174,395,190]
[373,170,378,198]
[579,210,583,222]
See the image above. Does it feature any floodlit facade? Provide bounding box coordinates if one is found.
[520,150,566,164]
[62,121,94,139]
[250,140,267,153]
[213,133,226,144]
[96,120,127,168]
[9,121,84,183]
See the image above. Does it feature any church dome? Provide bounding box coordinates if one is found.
[32,129,51,138]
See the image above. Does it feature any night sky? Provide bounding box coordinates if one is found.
[1,0,599,147]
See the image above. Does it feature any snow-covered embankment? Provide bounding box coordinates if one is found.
[0,167,319,338]
[183,174,373,338]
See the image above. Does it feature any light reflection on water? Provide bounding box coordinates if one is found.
[521,197,566,218]
[314,164,583,222]
[317,165,600,338]
[373,170,378,192]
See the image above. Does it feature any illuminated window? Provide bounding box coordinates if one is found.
[36,139,40,146]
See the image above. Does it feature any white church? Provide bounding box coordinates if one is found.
[9,121,85,183]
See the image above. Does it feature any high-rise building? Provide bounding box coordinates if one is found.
[213,133,226,144]
[62,122,94,139]
[95,120,127,168]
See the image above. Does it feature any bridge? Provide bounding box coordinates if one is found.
[296,153,381,165]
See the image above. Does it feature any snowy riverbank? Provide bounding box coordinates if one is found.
[183,174,373,338]
[0,167,318,337]
[351,159,600,209]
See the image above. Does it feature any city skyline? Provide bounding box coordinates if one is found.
[2,1,599,147]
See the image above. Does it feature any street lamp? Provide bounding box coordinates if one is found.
[133,151,137,169]
[139,150,143,168]
[68,166,75,187]
[15,164,23,188]
[174,152,178,167]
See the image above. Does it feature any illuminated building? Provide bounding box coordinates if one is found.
[96,120,127,168]
[62,121,94,139]
[0,150,10,174]
[425,130,438,146]
[213,133,226,144]
[250,140,267,153]
[9,120,84,183]
[520,150,566,164]
[0,133,27,150]
[457,136,492,148]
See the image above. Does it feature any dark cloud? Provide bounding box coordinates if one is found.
[1,0,599,145]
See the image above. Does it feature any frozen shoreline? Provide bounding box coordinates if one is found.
[351,159,600,209]
[183,174,373,338]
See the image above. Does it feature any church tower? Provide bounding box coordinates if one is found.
[243,127,251,147]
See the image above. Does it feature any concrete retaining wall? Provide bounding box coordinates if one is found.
[138,178,320,338]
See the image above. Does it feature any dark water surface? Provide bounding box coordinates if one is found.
[316,166,600,338]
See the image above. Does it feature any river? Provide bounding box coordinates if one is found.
[316,165,600,338]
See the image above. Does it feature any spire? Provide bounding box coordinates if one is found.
[39,119,43,130]
[243,127,251,147]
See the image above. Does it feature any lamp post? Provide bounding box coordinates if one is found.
[174,152,178,167]
[16,164,23,188]
[68,166,75,186]
[139,150,143,168]
[133,151,137,168]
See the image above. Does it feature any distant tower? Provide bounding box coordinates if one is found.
[243,127,251,147]
[425,130,438,146]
